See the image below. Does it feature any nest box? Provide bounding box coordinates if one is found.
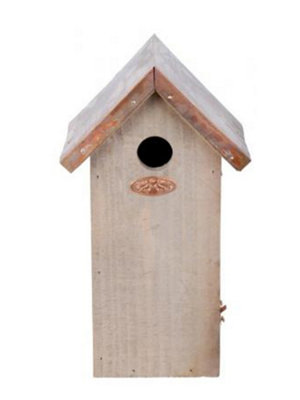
[60,35,251,377]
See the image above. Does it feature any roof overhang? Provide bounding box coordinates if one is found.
[60,35,251,172]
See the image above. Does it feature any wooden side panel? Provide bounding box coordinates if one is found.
[91,94,221,377]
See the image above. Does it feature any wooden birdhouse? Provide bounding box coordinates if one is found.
[60,35,251,377]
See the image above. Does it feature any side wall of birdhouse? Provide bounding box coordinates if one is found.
[90,94,221,377]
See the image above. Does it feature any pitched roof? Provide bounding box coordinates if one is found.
[60,35,251,172]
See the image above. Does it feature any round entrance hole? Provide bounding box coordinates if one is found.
[137,136,173,168]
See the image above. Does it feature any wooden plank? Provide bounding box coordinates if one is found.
[155,69,250,170]
[152,37,250,166]
[61,36,155,159]
[91,94,221,377]
[61,70,154,172]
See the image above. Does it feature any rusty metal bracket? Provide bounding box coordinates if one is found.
[220,301,227,322]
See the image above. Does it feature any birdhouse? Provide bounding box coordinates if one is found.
[60,35,251,377]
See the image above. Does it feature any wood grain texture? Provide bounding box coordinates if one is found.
[61,35,250,172]
[91,94,221,377]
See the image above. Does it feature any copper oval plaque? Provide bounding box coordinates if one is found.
[130,176,176,196]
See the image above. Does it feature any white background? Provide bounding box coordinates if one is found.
[1,0,300,398]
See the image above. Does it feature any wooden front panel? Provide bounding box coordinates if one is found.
[91,94,221,377]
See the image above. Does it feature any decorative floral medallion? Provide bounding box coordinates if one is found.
[130,176,176,196]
